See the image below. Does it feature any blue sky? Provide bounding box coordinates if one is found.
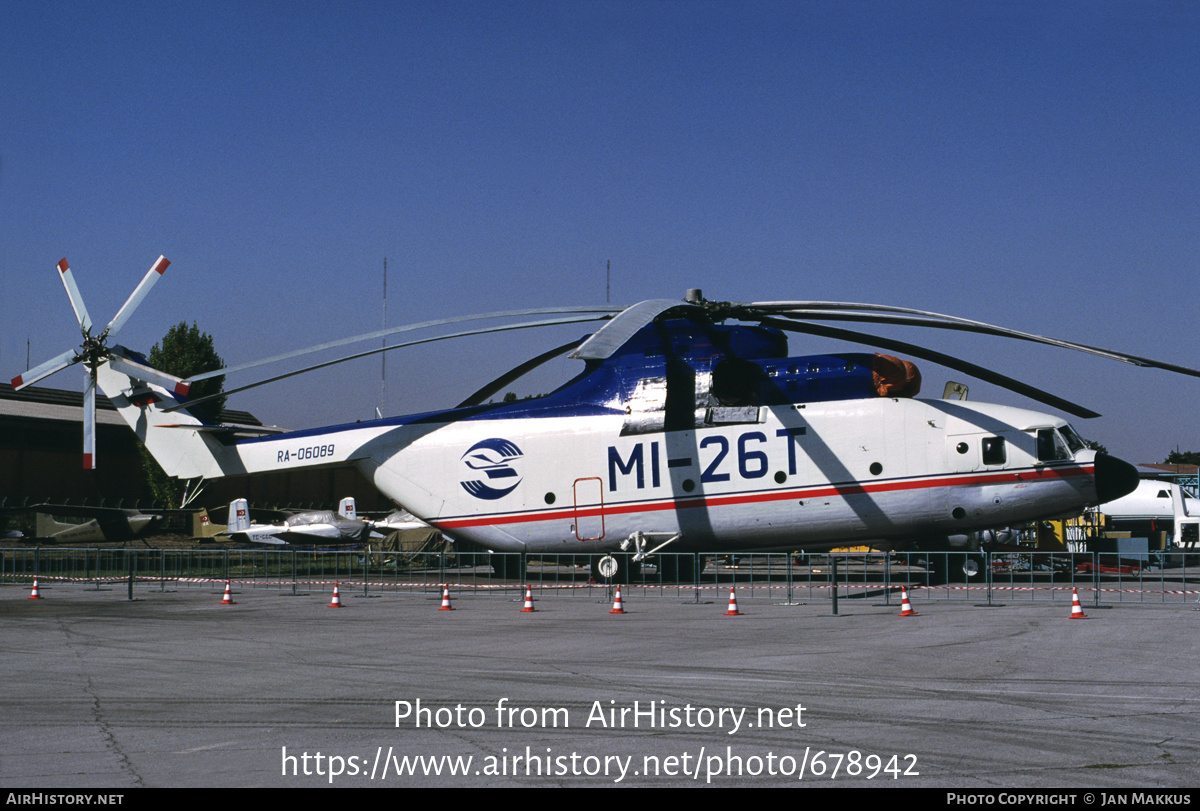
[2,1,1198,463]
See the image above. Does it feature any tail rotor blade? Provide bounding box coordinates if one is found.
[83,372,97,470]
[103,255,170,340]
[11,348,81,390]
[57,258,93,336]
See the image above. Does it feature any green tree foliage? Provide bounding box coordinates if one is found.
[148,322,226,422]
[140,322,225,506]
[1165,450,1200,466]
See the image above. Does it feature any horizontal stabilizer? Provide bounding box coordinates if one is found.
[156,423,284,435]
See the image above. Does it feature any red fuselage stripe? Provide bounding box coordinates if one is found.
[435,464,1094,530]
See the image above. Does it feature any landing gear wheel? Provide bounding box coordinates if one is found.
[591,554,640,584]
[962,553,984,581]
[926,552,984,584]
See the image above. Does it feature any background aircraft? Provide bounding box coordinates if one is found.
[221,497,371,546]
[1090,478,1200,548]
[35,506,161,543]
[0,504,162,543]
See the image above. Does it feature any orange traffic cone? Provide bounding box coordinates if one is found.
[220,581,235,605]
[520,585,536,613]
[27,578,42,600]
[1069,588,1087,619]
[438,585,454,611]
[609,586,625,614]
[898,587,917,616]
[328,582,343,608]
[723,586,742,616]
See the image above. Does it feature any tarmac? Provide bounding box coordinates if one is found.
[2,581,1199,788]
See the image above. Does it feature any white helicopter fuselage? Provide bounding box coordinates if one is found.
[220,395,1103,555]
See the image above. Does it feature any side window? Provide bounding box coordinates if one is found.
[982,436,1006,465]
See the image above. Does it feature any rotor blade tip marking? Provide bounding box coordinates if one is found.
[153,256,170,274]
[11,375,23,388]
[83,454,94,470]
[174,382,190,396]
[57,258,69,272]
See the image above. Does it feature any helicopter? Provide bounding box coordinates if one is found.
[16,255,1199,582]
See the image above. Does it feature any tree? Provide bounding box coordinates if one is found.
[140,322,226,506]
[1165,450,1200,466]
[148,322,226,422]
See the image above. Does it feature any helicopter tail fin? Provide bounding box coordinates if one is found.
[96,358,245,480]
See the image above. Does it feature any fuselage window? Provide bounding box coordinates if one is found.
[982,436,1006,465]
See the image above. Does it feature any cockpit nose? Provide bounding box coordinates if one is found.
[1094,452,1140,504]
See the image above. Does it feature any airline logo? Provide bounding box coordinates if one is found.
[460,438,524,500]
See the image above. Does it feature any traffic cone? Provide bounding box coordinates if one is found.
[609,586,625,614]
[1069,588,1087,619]
[723,586,742,616]
[328,582,343,608]
[898,587,917,616]
[27,578,42,600]
[220,581,235,605]
[520,585,536,613]
[438,585,454,611]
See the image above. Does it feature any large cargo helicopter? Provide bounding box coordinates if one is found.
[17,255,1196,581]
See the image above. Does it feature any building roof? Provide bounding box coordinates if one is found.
[1136,463,1200,477]
[0,382,263,427]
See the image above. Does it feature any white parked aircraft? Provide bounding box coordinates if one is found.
[221,497,371,546]
[16,256,1200,580]
[1089,478,1200,547]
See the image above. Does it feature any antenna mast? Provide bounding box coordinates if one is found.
[380,257,387,416]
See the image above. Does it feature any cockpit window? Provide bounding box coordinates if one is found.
[1059,424,1088,454]
[1036,428,1072,462]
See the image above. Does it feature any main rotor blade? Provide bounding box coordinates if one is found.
[570,299,696,360]
[166,313,610,413]
[759,317,1102,419]
[745,301,1200,379]
[56,258,93,336]
[103,255,170,340]
[11,347,82,390]
[185,305,621,384]
[456,339,583,408]
[83,371,97,470]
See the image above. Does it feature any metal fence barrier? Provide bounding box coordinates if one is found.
[3,548,1198,606]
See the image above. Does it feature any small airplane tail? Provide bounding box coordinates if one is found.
[338,497,357,521]
[96,358,245,481]
[227,498,251,534]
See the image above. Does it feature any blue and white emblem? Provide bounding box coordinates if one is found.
[460,438,524,500]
